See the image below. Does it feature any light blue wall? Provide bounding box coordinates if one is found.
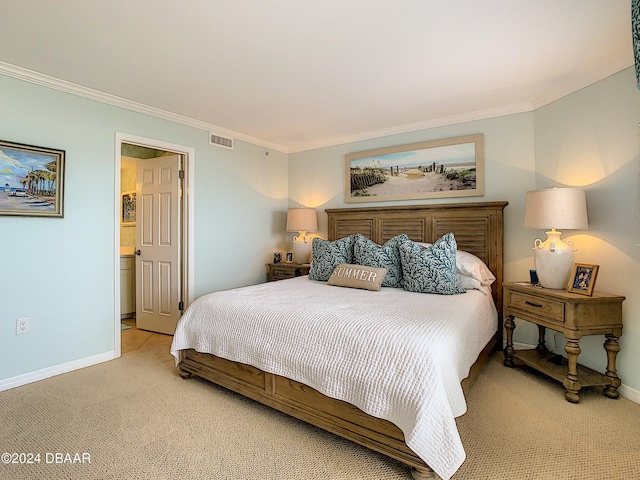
[289,111,537,282]
[0,74,288,381]
[289,67,640,394]
[533,67,640,391]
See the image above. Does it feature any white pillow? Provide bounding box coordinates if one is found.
[456,250,495,286]
[418,243,495,286]
[456,274,492,295]
[456,273,482,290]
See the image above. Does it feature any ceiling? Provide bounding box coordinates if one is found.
[0,1,634,153]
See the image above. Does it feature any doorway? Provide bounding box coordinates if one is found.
[114,133,194,357]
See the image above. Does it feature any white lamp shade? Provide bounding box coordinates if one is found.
[524,188,588,230]
[286,208,318,233]
[286,208,317,264]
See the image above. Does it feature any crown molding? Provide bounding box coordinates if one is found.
[2,59,633,156]
[288,102,535,153]
[0,61,289,154]
[530,59,634,110]
[290,60,635,154]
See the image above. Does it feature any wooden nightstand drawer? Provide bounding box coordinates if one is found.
[270,267,296,280]
[507,290,565,323]
[266,263,311,282]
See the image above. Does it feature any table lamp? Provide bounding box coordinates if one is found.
[524,187,588,289]
[286,208,317,264]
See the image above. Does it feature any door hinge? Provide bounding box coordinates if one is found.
[178,170,185,180]
[178,301,184,311]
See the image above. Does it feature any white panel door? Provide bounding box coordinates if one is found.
[135,154,182,334]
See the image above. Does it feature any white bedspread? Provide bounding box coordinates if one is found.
[170,276,497,480]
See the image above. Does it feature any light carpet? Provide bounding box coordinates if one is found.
[1,328,639,480]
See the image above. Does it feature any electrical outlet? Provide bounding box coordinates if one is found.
[16,317,30,335]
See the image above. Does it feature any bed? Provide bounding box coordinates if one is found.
[171,202,507,480]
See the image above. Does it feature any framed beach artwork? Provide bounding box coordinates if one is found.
[345,134,484,203]
[0,140,65,217]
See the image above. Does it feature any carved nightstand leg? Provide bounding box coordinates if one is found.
[603,334,621,399]
[536,324,549,355]
[563,338,582,403]
[503,314,516,367]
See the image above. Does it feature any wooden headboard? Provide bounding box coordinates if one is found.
[326,201,508,347]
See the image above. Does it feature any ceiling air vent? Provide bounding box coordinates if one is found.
[209,133,234,150]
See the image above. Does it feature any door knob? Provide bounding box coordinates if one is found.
[134,248,141,256]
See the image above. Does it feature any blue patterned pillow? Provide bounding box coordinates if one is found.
[309,235,356,281]
[353,233,408,288]
[399,233,466,295]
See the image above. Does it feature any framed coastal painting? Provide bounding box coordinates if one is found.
[345,134,484,203]
[0,140,65,217]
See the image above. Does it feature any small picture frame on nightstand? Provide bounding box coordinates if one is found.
[568,263,599,296]
[285,252,293,264]
[273,253,282,264]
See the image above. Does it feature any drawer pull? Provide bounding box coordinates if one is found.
[525,300,543,308]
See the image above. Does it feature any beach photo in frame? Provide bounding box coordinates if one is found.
[345,134,484,203]
[568,263,599,296]
[121,191,136,225]
[0,140,65,217]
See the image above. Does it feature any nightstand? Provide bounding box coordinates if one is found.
[266,263,311,282]
[502,282,624,403]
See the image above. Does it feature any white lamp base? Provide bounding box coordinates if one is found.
[532,229,576,289]
[292,239,312,264]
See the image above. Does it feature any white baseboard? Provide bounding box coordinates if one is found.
[507,343,640,404]
[0,351,115,392]
[619,384,640,404]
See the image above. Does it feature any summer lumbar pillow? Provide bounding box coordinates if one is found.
[353,233,408,288]
[327,264,388,291]
[399,233,466,295]
[309,235,356,281]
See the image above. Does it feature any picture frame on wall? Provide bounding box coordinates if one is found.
[0,139,65,217]
[345,134,484,203]
[568,263,599,296]
[121,191,136,225]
